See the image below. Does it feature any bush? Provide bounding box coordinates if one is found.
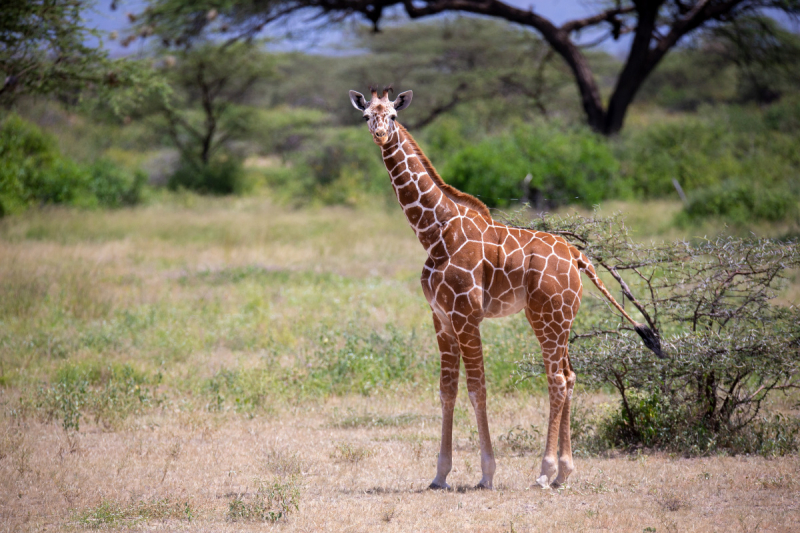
[617,117,740,198]
[764,96,800,133]
[509,211,800,456]
[86,159,147,207]
[168,157,244,194]
[442,122,621,208]
[594,391,800,456]
[0,114,146,214]
[680,178,798,224]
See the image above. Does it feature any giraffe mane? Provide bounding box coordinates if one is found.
[396,123,492,220]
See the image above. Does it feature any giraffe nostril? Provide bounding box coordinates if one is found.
[375,130,387,138]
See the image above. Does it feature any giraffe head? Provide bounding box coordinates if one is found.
[349,86,413,146]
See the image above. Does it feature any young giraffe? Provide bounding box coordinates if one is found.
[349,87,663,490]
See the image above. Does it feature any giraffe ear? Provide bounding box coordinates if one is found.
[393,90,413,111]
[349,90,368,111]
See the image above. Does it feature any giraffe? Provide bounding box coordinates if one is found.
[349,86,663,490]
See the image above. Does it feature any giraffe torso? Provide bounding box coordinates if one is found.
[421,206,584,321]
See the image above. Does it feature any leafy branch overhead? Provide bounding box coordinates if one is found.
[0,0,160,106]
[504,211,800,452]
[135,0,800,134]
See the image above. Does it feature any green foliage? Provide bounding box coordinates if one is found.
[594,390,800,457]
[617,117,740,198]
[509,211,800,456]
[0,114,146,214]
[637,47,736,111]
[680,178,798,224]
[24,361,160,431]
[618,107,800,223]
[764,95,800,133]
[74,497,194,528]
[168,158,244,195]
[266,126,390,205]
[443,122,621,208]
[0,0,108,104]
[712,16,800,104]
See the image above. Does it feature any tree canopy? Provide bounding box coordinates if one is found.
[133,0,800,134]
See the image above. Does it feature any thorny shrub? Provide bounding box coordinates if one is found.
[504,210,800,456]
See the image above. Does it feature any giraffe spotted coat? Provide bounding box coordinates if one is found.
[350,87,656,490]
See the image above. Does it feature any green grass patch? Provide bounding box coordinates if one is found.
[73,497,195,528]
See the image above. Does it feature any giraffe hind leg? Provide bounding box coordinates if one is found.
[552,355,576,488]
[525,308,573,489]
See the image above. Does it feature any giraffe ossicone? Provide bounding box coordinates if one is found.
[349,87,663,490]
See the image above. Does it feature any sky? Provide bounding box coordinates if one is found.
[86,0,636,57]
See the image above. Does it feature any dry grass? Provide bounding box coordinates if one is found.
[1,197,798,531]
[1,395,799,532]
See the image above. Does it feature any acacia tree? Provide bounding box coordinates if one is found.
[135,0,800,134]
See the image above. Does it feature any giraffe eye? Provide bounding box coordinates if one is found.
[390,116,396,121]
[363,116,369,122]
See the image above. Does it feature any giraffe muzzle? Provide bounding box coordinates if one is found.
[373,129,388,144]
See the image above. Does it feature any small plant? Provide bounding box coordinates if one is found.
[227,476,301,522]
[330,441,373,464]
[497,424,542,455]
[381,505,397,523]
[23,362,160,431]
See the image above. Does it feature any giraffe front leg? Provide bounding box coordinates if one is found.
[454,316,495,490]
[430,313,461,490]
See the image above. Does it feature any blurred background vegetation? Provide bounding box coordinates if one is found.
[1,1,798,232]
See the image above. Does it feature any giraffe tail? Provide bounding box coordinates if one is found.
[573,248,665,358]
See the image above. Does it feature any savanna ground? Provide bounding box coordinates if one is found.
[1,197,798,532]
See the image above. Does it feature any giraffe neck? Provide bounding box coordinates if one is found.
[381,126,458,250]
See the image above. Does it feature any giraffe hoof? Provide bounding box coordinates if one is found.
[535,475,551,489]
[474,482,493,490]
[429,481,451,490]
